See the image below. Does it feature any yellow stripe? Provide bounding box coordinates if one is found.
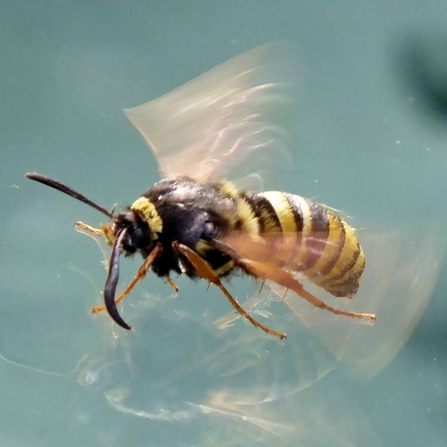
[237,197,260,236]
[326,244,365,295]
[258,192,316,269]
[131,197,163,235]
[218,180,239,198]
[257,192,298,267]
[259,192,297,234]
[288,196,312,268]
[300,199,313,236]
[305,213,343,277]
[314,221,365,297]
[325,223,360,280]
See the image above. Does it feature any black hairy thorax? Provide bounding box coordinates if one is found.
[119,178,238,278]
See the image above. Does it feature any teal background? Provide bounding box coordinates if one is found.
[2,1,447,446]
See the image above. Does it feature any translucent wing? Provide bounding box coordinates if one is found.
[124,43,298,187]
[282,224,446,379]
[218,230,353,293]
[216,223,446,380]
[217,195,366,301]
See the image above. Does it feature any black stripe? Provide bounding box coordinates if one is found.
[328,264,364,297]
[203,247,234,277]
[320,216,346,276]
[284,193,305,267]
[304,201,330,269]
[321,239,362,285]
[242,192,281,234]
[284,193,304,232]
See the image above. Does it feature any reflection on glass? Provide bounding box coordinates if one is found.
[71,224,444,446]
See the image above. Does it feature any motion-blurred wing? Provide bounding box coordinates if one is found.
[218,225,362,300]
[124,43,298,187]
[281,224,446,379]
[217,224,445,380]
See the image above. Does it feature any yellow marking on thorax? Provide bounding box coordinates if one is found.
[194,240,235,277]
[218,180,239,198]
[195,240,213,256]
[214,260,235,277]
[131,197,163,235]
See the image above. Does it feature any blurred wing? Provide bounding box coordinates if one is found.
[217,225,362,300]
[282,224,446,379]
[218,230,330,272]
[217,224,446,380]
[124,43,298,187]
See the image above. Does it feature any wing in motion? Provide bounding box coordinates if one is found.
[124,43,298,187]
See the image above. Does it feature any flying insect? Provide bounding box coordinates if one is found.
[26,44,375,339]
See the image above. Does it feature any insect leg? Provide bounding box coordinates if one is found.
[91,243,162,313]
[240,259,376,322]
[75,221,115,246]
[165,276,179,292]
[258,279,266,294]
[173,242,286,339]
[75,221,103,236]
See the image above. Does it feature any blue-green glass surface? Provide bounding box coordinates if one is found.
[2,1,447,446]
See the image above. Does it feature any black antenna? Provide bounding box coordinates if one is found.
[27,172,133,329]
[26,173,114,219]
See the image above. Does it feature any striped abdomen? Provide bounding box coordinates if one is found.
[237,191,365,298]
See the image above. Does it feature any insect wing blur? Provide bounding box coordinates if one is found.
[123,43,296,187]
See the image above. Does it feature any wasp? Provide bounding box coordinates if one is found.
[26,44,375,339]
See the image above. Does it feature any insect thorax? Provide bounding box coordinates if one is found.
[129,178,239,277]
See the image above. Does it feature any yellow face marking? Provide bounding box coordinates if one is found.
[131,197,163,235]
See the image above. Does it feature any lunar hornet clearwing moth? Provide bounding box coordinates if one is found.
[26,43,375,338]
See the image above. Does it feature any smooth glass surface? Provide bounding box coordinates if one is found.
[2,2,447,446]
